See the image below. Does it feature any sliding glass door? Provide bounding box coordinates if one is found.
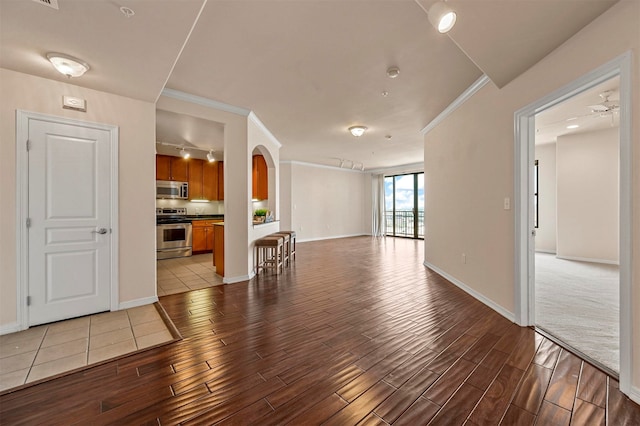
[384,172,424,239]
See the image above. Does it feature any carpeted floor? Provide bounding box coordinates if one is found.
[535,253,619,373]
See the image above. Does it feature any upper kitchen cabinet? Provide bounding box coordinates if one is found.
[218,161,224,200]
[156,154,189,182]
[252,155,268,200]
[203,161,219,201]
[188,159,204,200]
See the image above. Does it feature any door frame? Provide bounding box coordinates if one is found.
[15,110,119,330]
[514,52,632,394]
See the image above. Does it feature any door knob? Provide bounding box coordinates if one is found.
[92,228,108,234]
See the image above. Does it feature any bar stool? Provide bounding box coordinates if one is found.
[275,231,296,261]
[255,235,284,275]
[269,232,290,266]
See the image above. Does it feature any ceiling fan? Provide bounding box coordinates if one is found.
[587,90,620,116]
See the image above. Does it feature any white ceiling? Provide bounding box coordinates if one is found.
[0,0,618,169]
[536,76,620,145]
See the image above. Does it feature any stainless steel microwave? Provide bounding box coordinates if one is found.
[156,180,188,199]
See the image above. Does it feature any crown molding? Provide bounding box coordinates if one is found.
[280,160,364,173]
[420,74,491,135]
[248,111,282,148]
[161,88,251,116]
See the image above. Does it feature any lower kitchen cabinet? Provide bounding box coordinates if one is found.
[191,220,221,253]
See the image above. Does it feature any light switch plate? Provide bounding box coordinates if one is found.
[62,96,87,112]
[503,197,511,210]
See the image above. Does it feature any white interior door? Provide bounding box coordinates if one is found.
[27,118,112,326]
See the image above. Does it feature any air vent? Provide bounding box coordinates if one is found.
[32,0,59,10]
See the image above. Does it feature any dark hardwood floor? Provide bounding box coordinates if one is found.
[1,236,639,425]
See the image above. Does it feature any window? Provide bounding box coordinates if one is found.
[384,172,424,239]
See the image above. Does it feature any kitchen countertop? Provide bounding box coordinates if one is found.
[187,215,224,220]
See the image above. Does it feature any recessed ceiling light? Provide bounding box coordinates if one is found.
[349,126,367,137]
[46,53,90,78]
[566,124,580,129]
[382,91,389,97]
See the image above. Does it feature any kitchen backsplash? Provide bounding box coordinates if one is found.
[156,199,224,215]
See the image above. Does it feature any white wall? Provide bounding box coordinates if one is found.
[535,142,557,253]
[279,162,293,231]
[557,127,619,263]
[423,0,640,390]
[283,162,369,241]
[0,69,157,330]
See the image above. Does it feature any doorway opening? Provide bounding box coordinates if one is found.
[514,52,632,393]
[534,76,621,374]
[384,172,424,239]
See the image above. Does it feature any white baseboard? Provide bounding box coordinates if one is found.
[630,385,640,406]
[555,255,619,265]
[0,322,23,336]
[535,249,557,254]
[423,260,515,322]
[223,274,252,284]
[119,296,159,310]
[298,233,368,243]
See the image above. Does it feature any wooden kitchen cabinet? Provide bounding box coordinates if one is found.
[156,154,189,181]
[218,161,224,200]
[252,154,268,200]
[188,159,204,200]
[203,161,219,200]
[192,219,221,253]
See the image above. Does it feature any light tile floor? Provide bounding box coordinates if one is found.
[0,304,175,392]
[157,253,223,296]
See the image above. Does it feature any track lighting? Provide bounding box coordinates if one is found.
[180,148,190,159]
[428,1,457,33]
[207,150,215,162]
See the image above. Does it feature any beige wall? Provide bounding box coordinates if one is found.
[557,128,619,262]
[285,162,369,241]
[424,0,640,389]
[0,69,157,329]
[535,143,557,253]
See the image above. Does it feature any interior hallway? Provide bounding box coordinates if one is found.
[1,237,639,424]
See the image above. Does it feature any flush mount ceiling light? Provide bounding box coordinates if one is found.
[206,150,215,162]
[386,67,400,79]
[46,53,90,78]
[180,147,190,159]
[349,126,367,137]
[428,1,457,33]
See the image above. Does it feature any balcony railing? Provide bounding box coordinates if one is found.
[385,210,424,238]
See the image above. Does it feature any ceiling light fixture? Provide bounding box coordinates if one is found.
[46,53,90,78]
[428,1,457,33]
[349,126,367,137]
[119,6,135,18]
[566,124,580,129]
[386,67,400,78]
[206,150,215,162]
[180,147,190,159]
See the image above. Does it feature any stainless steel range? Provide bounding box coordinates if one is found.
[156,208,192,259]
